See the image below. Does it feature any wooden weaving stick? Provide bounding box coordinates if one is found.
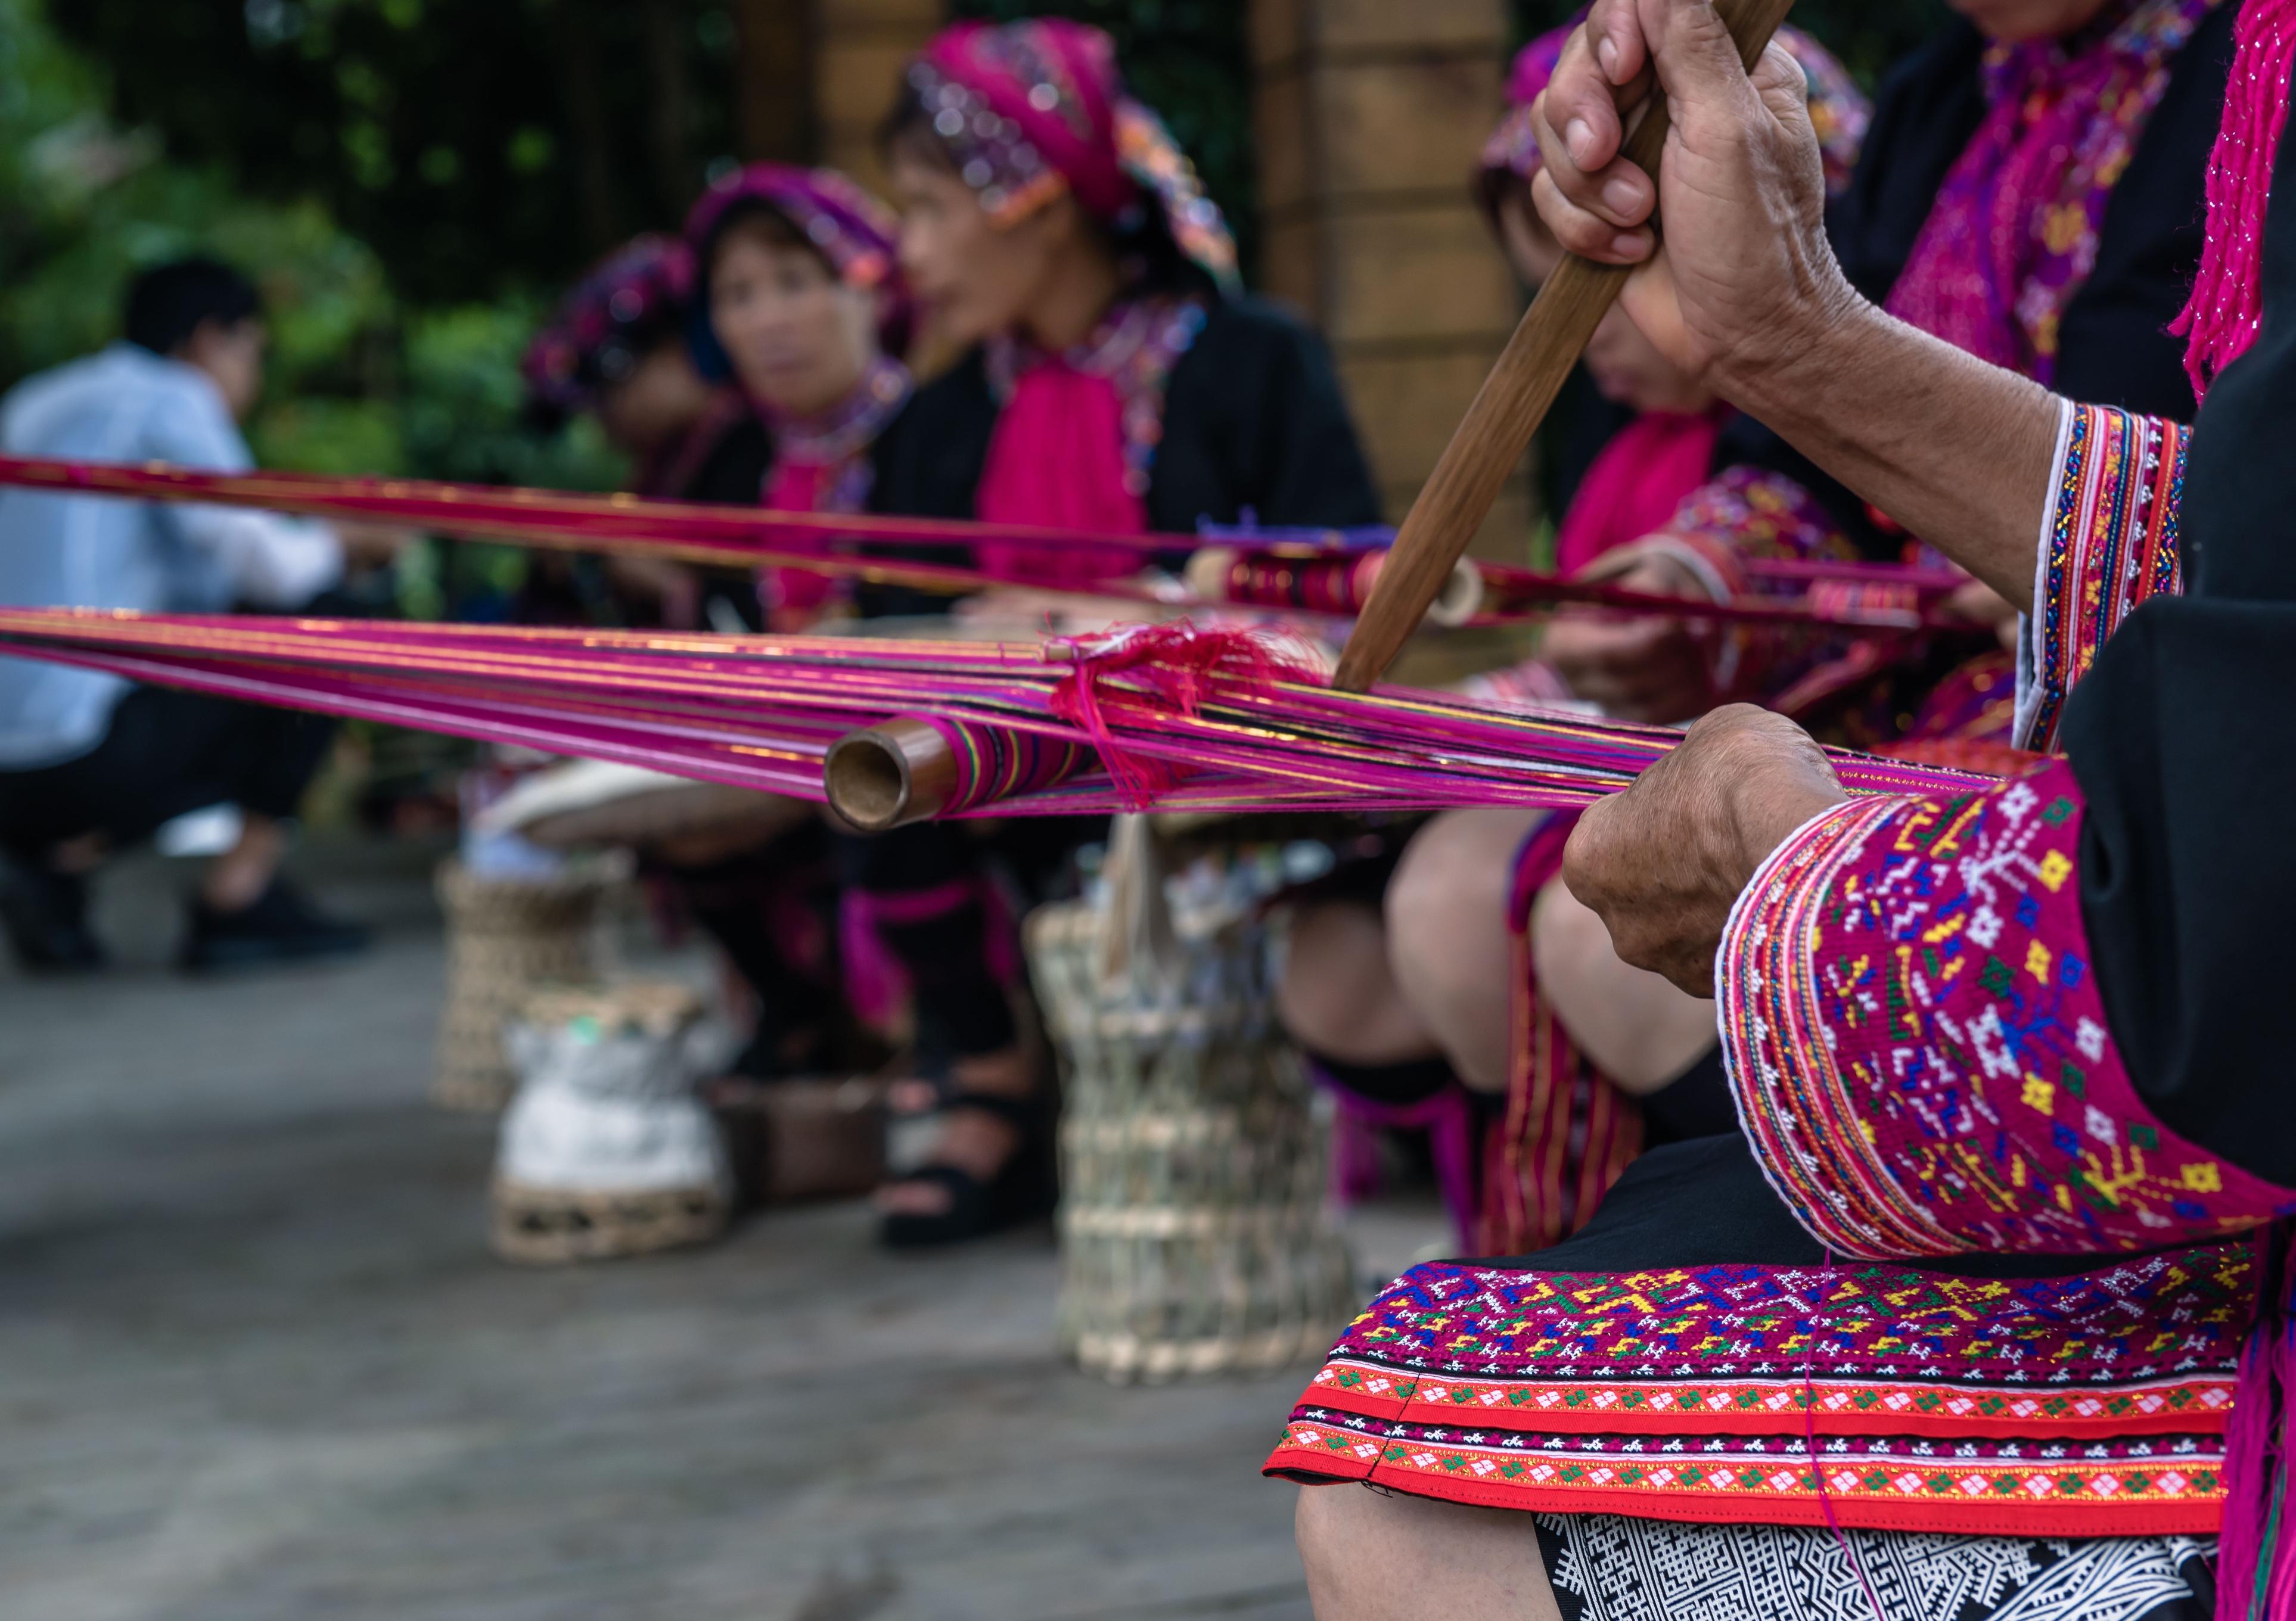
[1333,0,1798,693]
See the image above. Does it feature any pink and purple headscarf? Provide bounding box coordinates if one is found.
[1477,19,1870,224]
[521,235,694,418]
[903,20,1239,293]
[683,162,914,360]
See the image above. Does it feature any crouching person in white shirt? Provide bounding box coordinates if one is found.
[0,257,409,973]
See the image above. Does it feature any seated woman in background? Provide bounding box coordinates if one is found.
[521,234,766,630]
[1275,18,1866,1247]
[849,17,1383,1247]
[510,178,912,1094]
[663,165,915,1088]
[682,163,913,632]
[1282,0,2239,1258]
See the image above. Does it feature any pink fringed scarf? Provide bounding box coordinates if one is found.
[975,360,1148,583]
[2174,0,2296,397]
[974,297,1209,587]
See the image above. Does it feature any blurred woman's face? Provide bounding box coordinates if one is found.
[1499,189,1713,417]
[889,150,1067,350]
[1945,0,2112,42]
[594,341,713,459]
[708,223,877,417]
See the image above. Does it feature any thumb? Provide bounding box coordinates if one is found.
[1638,0,1766,125]
[1750,37,1812,123]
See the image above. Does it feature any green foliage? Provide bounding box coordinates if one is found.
[0,2,623,465]
[950,0,1260,279]
[0,0,625,622]
[48,0,748,304]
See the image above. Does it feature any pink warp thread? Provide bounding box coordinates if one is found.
[2174,0,2296,399]
[2218,1224,2296,1621]
[1047,620,1328,807]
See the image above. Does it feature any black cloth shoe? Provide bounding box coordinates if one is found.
[180,880,371,972]
[0,857,107,973]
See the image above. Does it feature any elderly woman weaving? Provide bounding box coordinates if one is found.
[1273,3,2296,1619]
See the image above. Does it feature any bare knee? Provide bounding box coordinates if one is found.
[1277,900,1437,1065]
[1386,810,1545,1093]
[1531,878,1718,1093]
[1295,1485,1561,1621]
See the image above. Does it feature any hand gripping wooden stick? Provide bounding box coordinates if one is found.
[1333,0,1797,692]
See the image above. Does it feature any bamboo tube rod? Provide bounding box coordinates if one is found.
[825,717,959,832]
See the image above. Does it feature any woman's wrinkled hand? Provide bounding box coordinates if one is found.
[1562,704,1847,995]
[1543,545,1717,723]
[1526,0,1856,398]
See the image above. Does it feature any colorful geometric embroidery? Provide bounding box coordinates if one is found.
[1270,1412,2224,1537]
[2017,405,2187,752]
[1263,1247,2254,1536]
[1717,764,2291,1260]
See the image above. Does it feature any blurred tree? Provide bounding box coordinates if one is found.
[0,0,622,622]
[45,0,755,304]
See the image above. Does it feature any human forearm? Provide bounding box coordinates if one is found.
[179,508,344,608]
[1723,298,2062,612]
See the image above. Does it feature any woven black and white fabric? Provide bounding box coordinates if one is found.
[1533,1517,2216,1621]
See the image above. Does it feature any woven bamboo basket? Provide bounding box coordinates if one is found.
[491,982,732,1264]
[1030,821,1354,1384]
[431,860,616,1111]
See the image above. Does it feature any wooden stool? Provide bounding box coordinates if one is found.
[431,860,616,1111]
[1029,822,1354,1384]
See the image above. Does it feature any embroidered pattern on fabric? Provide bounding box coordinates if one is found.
[1534,1515,2213,1621]
[2018,405,2188,752]
[1885,0,2227,382]
[1262,1248,2248,1535]
[1273,1410,2224,1535]
[1718,766,2288,1260]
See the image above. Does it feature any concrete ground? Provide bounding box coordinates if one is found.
[0,837,1446,1621]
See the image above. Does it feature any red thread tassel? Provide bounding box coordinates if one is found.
[2173,0,2296,399]
[2219,1222,2295,1621]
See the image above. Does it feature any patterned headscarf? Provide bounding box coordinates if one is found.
[904,20,1239,293]
[1477,18,1871,225]
[683,162,914,366]
[521,235,694,418]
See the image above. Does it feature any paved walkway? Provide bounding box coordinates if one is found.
[0,839,1439,1621]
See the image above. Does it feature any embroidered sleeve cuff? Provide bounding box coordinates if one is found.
[1716,760,2287,1259]
[2013,405,2188,753]
[1714,793,1961,1259]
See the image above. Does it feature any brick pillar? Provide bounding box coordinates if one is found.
[1252,0,1531,557]
[814,0,946,200]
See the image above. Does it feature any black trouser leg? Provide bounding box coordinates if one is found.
[837,823,1018,1063]
[664,826,837,1078]
[0,686,336,857]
